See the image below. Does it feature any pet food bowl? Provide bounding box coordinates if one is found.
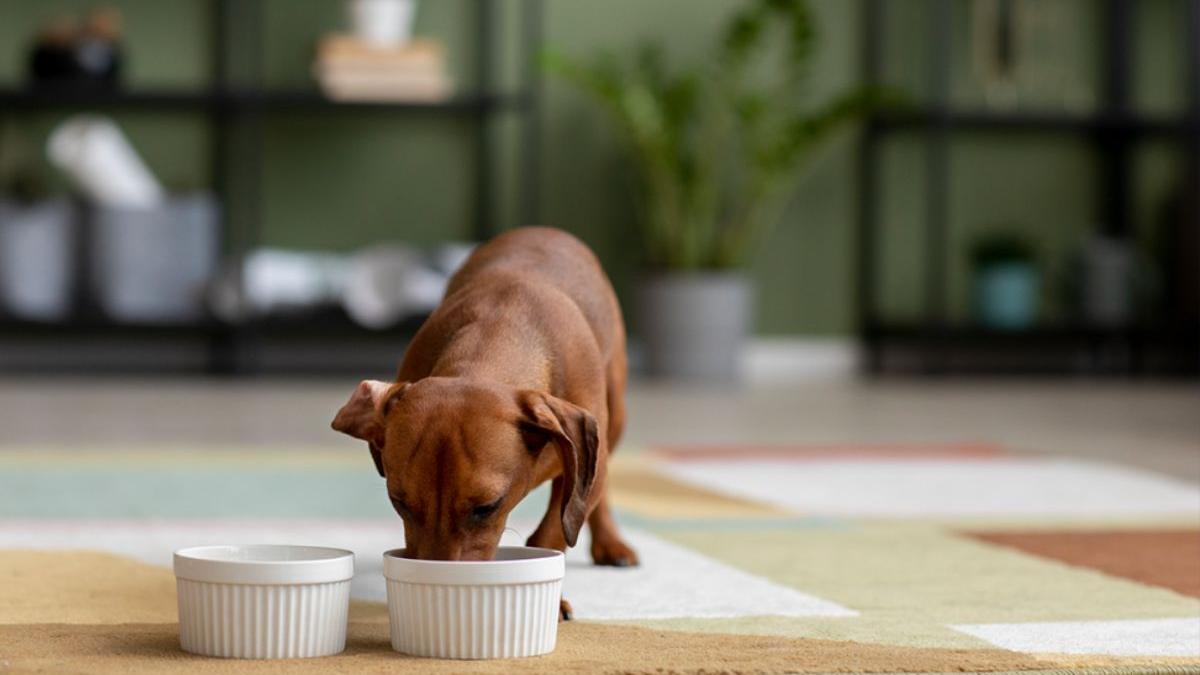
[174,545,354,659]
[383,546,564,659]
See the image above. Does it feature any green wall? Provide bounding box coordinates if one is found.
[0,0,1191,335]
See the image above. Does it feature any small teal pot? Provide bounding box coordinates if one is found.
[973,262,1039,330]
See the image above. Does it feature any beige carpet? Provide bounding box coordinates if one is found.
[0,551,1048,674]
[3,444,1199,673]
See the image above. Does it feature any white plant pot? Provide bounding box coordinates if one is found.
[384,547,564,659]
[174,545,354,659]
[636,272,753,381]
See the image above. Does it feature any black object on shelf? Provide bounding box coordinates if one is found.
[857,0,1200,376]
[27,7,122,88]
[0,0,545,375]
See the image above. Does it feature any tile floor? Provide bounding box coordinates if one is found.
[0,375,1195,479]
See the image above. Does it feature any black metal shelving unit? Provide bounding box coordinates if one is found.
[0,0,544,375]
[858,0,1200,376]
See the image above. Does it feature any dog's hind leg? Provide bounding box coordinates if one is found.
[586,474,638,567]
[587,342,639,567]
[604,331,628,453]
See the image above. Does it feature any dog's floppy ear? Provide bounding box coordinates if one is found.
[517,391,599,548]
[331,380,407,477]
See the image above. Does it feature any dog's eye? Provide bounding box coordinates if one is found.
[470,498,503,523]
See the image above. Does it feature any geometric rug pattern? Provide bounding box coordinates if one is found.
[1,442,1198,673]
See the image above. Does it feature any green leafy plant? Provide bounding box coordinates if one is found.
[546,0,882,270]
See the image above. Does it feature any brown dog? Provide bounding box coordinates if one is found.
[331,227,637,618]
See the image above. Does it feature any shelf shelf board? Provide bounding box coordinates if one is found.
[0,86,528,114]
[241,308,430,338]
[0,309,430,339]
[0,86,214,110]
[864,319,1190,336]
[0,317,222,338]
[865,322,1200,343]
[871,109,1193,137]
[863,322,1200,376]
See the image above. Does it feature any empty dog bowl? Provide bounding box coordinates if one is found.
[383,546,564,659]
[174,545,354,659]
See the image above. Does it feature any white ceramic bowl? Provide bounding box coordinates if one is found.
[174,545,354,659]
[384,546,564,659]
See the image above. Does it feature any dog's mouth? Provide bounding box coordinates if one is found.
[399,543,501,562]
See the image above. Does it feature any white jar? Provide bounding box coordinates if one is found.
[384,546,564,659]
[174,545,354,659]
[346,0,417,47]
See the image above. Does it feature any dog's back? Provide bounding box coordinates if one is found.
[443,227,623,361]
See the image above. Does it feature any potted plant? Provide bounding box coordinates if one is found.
[970,231,1040,331]
[547,0,877,380]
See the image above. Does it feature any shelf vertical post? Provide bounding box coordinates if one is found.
[858,0,884,374]
[1100,0,1132,240]
[924,0,953,372]
[233,0,269,375]
[207,0,237,374]
[1100,0,1134,373]
[1187,0,1200,373]
[518,0,544,226]
[473,0,496,241]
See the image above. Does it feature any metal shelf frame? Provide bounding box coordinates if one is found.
[0,0,546,375]
[857,0,1200,376]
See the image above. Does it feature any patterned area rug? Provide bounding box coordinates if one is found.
[1,443,1197,673]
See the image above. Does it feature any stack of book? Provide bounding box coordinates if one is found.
[313,35,452,103]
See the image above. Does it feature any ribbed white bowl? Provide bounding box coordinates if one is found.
[384,547,564,659]
[174,545,354,659]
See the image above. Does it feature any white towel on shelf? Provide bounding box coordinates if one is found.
[46,115,165,208]
[343,244,448,329]
[208,249,350,322]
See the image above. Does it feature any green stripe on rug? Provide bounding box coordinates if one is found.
[660,523,1200,625]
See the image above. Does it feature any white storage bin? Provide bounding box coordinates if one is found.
[0,199,74,320]
[90,193,217,322]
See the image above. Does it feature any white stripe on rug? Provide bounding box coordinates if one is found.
[950,617,1200,656]
[661,458,1200,518]
[0,518,855,621]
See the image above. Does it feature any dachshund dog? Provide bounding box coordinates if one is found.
[332,227,637,619]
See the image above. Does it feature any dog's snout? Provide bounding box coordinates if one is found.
[403,536,497,561]
[403,539,463,561]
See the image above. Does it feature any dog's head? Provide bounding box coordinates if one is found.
[331,377,598,560]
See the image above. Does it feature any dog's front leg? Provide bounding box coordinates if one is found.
[586,471,638,567]
[525,477,573,620]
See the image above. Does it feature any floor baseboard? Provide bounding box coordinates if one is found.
[745,337,859,383]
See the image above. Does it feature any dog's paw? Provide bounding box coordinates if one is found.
[591,536,639,567]
[559,598,574,622]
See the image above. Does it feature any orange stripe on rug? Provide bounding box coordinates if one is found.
[965,529,1200,598]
